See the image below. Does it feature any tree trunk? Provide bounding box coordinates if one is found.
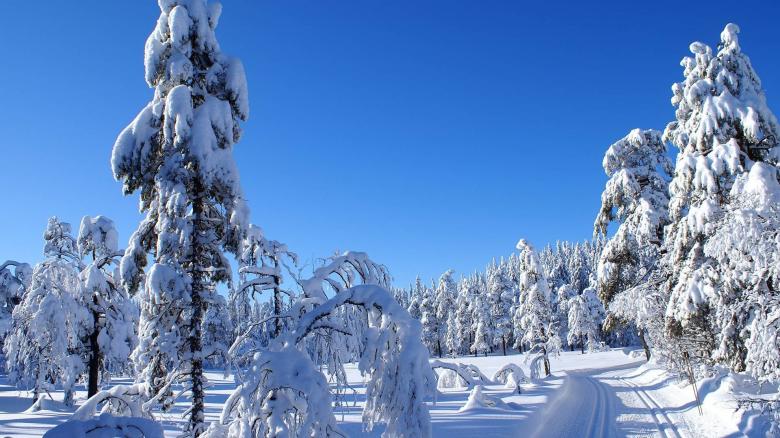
[580,334,585,354]
[87,305,102,398]
[502,336,507,356]
[31,368,41,410]
[437,339,442,358]
[542,347,551,376]
[639,329,651,361]
[272,257,283,338]
[189,187,207,436]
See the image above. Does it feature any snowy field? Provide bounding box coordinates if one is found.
[0,348,763,437]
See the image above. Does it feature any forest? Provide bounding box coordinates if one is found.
[0,1,779,437]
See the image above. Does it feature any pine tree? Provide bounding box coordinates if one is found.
[487,259,514,355]
[449,277,473,356]
[706,164,780,380]
[77,215,138,398]
[233,224,296,341]
[470,290,492,357]
[514,239,560,375]
[420,282,439,356]
[433,269,457,356]
[4,218,88,410]
[593,129,672,359]
[659,23,780,369]
[407,276,425,320]
[0,261,31,347]
[567,284,606,353]
[111,1,249,433]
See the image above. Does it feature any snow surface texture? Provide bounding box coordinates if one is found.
[43,413,163,438]
[2,349,772,437]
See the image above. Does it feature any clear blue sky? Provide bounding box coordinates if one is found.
[1,1,778,288]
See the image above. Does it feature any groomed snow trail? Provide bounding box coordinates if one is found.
[530,360,691,438]
[619,376,683,438]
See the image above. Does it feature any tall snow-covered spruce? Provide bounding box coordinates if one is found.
[659,23,780,370]
[111,1,249,434]
[513,239,560,375]
[593,129,672,360]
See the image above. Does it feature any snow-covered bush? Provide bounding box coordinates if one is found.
[493,363,528,390]
[430,360,483,389]
[220,347,340,437]
[458,386,512,412]
[221,280,436,438]
[73,383,153,421]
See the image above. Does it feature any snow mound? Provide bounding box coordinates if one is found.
[458,386,516,412]
[42,413,163,438]
[493,363,529,390]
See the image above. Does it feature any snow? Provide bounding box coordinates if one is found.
[43,413,163,438]
[3,349,772,437]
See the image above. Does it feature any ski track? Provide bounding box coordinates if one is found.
[533,369,618,438]
[620,376,683,438]
[531,360,693,438]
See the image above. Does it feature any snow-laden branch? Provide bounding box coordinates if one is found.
[220,284,436,438]
[297,252,391,300]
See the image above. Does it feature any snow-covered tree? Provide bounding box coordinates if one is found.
[469,273,492,356]
[220,252,435,438]
[4,217,88,410]
[407,276,425,321]
[593,128,672,359]
[555,284,577,350]
[659,23,780,369]
[111,0,250,432]
[514,239,560,375]
[392,286,410,309]
[487,260,514,355]
[567,285,605,353]
[233,224,297,342]
[448,277,473,356]
[201,294,233,368]
[419,282,439,356]
[706,162,780,380]
[78,215,138,397]
[433,269,457,356]
[0,261,31,344]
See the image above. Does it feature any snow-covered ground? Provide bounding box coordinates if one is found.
[0,348,766,437]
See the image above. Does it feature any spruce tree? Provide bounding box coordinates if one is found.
[514,239,560,375]
[660,23,779,369]
[593,129,672,359]
[111,1,249,433]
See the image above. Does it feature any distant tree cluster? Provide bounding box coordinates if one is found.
[396,238,609,369]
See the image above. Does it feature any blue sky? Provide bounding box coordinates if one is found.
[1,0,778,288]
